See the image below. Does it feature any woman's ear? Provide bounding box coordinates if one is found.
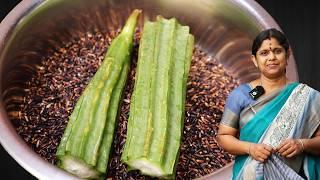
[285,48,291,66]
[286,48,291,59]
[251,55,258,68]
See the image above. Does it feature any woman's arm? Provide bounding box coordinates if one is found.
[216,124,249,155]
[217,124,273,162]
[301,129,320,155]
[276,129,320,157]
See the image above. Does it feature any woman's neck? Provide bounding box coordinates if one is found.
[260,75,288,93]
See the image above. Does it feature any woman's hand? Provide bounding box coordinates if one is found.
[276,139,304,158]
[249,143,273,162]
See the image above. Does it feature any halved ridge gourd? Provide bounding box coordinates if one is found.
[121,16,194,178]
[55,9,141,179]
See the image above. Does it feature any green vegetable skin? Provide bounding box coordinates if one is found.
[121,16,194,178]
[56,9,141,179]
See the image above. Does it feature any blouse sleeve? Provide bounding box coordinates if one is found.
[220,86,244,129]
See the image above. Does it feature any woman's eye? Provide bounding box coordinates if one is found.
[274,49,283,54]
[259,51,268,56]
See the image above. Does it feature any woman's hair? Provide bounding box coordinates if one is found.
[251,28,290,56]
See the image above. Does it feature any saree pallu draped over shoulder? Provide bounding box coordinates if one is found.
[233,83,320,180]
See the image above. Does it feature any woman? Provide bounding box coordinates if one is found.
[217,28,320,180]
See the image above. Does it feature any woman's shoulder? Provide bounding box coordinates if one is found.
[298,82,320,94]
[225,83,254,115]
[226,83,254,105]
[228,83,252,97]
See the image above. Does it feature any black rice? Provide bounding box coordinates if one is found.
[9,29,239,179]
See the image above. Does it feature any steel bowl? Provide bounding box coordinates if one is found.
[0,0,298,179]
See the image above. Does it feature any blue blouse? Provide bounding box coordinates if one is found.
[220,84,256,129]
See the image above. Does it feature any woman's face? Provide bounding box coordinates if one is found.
[251,37,288,79]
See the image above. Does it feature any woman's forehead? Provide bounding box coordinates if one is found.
[259,37,282,49]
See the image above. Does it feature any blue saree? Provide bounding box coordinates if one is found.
[222,83,320,180]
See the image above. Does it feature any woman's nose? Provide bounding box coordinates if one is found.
[268,51,277,60]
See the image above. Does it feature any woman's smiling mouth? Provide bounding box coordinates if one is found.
[267,64,279,68]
